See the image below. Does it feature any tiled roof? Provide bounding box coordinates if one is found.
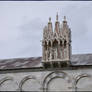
[0,57,42,70]
[71,54,92,65]
[0,54,92,70]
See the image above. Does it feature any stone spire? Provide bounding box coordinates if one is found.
[54,12,60,34]
[64,16,66,21]
[63,16,67,23]
[48,17,53,35]
[49,17,51,23]
[43,26,48,40]
[62,16,68,30]
[56,12,58,21]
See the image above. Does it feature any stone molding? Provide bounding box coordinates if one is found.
[42,71,72,92]
[74,73,92,91]
[0,76,13,86]
[19,75,41,91]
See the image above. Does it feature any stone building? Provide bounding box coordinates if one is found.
[42,13,71,68]
[0,14,92,91]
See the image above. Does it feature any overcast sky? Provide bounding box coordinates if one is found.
[0,1,92,59]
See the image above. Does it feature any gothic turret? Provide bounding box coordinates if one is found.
[42,13,71,68]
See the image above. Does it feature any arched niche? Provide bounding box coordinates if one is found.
[44,41,47,50]
[64,40,67,48]
[48,41,51,47]
[0,76,17,91]
[60,40,62,46]
[42,71,72,92]
[75,74,92,91]
[53,39,58,47]
[19,75,41,91]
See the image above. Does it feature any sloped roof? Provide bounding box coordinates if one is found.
[0,54,92,70]
[0,57,42,70]
[71,54,92,65]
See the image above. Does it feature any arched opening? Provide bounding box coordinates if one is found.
[44,41,47,50]
[48,41,51,47]
[53,39,58,47]
[60,40,62,46]
[64,40,67,48]
[52,39,58,60]
[48,41,52,60]
[59,40,63,59]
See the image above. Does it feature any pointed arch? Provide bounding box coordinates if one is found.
[48,41,51,47]
[44,41,47,50]
[53,39,58,47]
[64,40,67,48]
[44,41,47,46]
[60,40,62,46]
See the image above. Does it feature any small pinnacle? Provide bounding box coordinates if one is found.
[49,17,51,22]
[45,26,47,29]
[56,12,58,21]
[64,16,66,21]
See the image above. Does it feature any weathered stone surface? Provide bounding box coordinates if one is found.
[0,69,92,91]
[42,14,71,66]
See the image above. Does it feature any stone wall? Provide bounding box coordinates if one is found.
[0,68,92,91]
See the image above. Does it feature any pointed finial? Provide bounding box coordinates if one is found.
[64,16,66,21]
[56,12,58,21]
[49,17,51,22]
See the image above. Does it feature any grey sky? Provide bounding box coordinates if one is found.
[0,1,92,59]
